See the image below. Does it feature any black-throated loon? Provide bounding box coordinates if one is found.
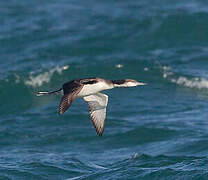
[36,77,146,136]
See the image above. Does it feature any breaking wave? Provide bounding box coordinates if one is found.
[162,66,208,90]
[171,77,208,89]
[24,65,69,87]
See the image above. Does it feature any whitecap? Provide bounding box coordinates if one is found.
[25,65,69,87]
[14,74,20,84]
[172,77,208,89]
[162,66,173,79]
[115,64,123,68]
[161,65,208,90]
[144,67,149,71]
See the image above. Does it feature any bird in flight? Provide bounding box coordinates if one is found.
[36,77,146,136]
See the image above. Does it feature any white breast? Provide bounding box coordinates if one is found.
[78,82,113,97]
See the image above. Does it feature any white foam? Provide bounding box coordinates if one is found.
[172,77,208,89]
[25,65,69,87]
[115,64,123,68]
[144,67,149,71]
[131,153,139,159]
[14,74,20,83]
[162,66,173,78]
[161,65,208,90]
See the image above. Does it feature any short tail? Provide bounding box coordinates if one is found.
[36,88,63,96]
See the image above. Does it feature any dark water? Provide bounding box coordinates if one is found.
[1,0,208,179]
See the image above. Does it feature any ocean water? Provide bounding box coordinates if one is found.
[1,0,208,179]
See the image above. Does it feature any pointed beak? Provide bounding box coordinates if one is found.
[137,82,147,86]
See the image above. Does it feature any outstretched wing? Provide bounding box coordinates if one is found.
[59,81,83,115]
[83,93,108,136]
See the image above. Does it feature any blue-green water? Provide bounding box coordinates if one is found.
[1,0,208,179]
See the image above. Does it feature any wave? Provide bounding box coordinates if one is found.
[3,61,208,92]
[162,66,208,90]
[67,154,208,180]
[24,65,69,87]
[171,77,208,89]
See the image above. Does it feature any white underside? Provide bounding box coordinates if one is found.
[77,80,144,97]
[77,82,113,97]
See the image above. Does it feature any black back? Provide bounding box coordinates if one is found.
[111,80,125,85]
[62,78,98,95]
[62,80,81,95]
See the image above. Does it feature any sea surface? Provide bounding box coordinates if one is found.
[1,0,208,179]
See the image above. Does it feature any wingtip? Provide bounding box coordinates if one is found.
[96,129,104,136]
[98,132,103,136]
[58,110,63,115]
